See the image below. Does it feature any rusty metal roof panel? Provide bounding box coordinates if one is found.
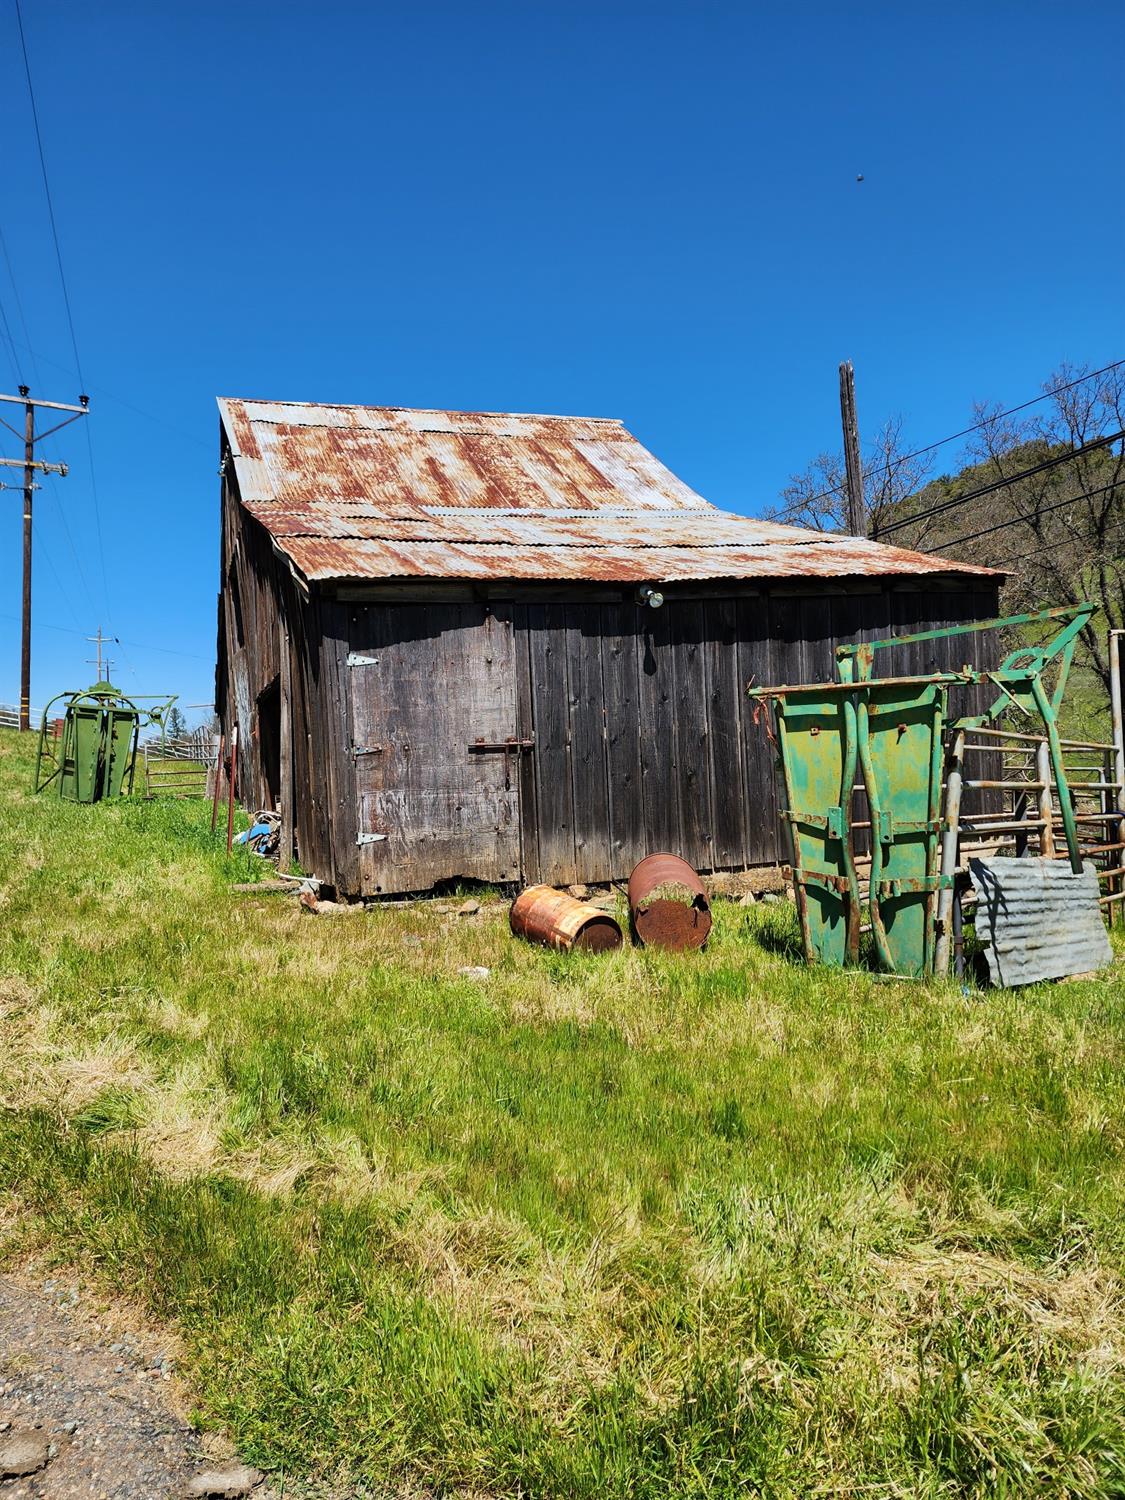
[280,535,991,584]
[219,397,1001,584]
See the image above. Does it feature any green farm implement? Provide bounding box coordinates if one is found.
[752,604,1099,978]
[33,682,177,803]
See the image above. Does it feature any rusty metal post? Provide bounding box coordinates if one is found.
[1036,740,1055,860]
[226,725,238,854]
[935,728,965,977]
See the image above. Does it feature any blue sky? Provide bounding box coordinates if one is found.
[0,0,1121,715]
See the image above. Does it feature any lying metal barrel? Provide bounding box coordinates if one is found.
[510,885,622,952]
[628,853,712,951]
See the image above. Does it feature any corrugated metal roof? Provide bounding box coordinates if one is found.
[218,397,1001,585]
[968,856,1113,986]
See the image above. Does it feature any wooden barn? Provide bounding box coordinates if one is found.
[215,399,1000,897]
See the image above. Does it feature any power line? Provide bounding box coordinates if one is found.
[784,355,1125,515]
[931,479,1123,552]
[0,612,211,661]
[14,0,83,390]
[2,334,208,450]
[877,427,1125,539]
[14,0,112,622]
[991,518,1125,571]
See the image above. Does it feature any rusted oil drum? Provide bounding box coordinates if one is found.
[628,853,712,951]
[509,885,622,953]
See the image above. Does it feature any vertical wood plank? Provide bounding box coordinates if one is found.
[278,614,293,870]
[528,603,577,885]
[566,604,613,882]
[637,605,681,855]
[601,602,645,877]
[673,600,714,870]
[704,598,747,869]
[512,602,540,884]
[741,595,779,864]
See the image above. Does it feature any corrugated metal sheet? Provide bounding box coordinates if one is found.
[218,397,1001,586]
[968,856,1113,986]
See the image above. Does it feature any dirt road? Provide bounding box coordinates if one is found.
[0,1274,271,1499]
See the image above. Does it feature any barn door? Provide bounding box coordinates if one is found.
[350,603,521,893]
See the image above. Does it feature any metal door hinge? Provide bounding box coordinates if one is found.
[357,831,387,846]
[347,653,379,667]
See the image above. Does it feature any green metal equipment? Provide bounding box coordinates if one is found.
[33,682,177,803]
[752,603,1094,977]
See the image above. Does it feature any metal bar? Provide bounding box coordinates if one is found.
[837,604,1089,661]
[840,690,862,963]
[963,742,1035,755]
[964,724,1115,751]
[1036,740,1056,861]
[964,778,1045,791]
[1096,864,1125,880]
[935,728,965,977]
[1031,674,1081,872]
[856,696,894,972]
[1099,890,1125,907]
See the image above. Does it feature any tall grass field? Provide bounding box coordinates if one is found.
[1,726,1124,1496]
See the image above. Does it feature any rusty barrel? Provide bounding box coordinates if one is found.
[510,885,623,953]
[628,853,712,951]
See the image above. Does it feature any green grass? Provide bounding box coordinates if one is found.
[2,727,1125,1497]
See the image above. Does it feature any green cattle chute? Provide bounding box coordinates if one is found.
[753,603,1095,978]
[33,683,177,803]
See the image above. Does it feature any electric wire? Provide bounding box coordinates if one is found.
[927,479,1124,552]
[784,355,1125,515]
[876,428,1125,539]
[14,0,112,621]
[991,519,1125,571]
[0,612,210,661]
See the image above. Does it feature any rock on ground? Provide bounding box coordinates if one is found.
[0,1275,276,1499]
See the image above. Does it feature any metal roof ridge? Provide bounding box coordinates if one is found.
[219,396,626,425]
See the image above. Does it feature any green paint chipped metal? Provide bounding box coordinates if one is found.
[753,602,1096,977]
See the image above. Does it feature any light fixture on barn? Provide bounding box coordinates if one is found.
[637,585,664,609]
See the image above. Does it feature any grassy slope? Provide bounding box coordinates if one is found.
[1,727,1124,1497]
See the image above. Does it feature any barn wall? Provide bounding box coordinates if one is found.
[516,580,1000,887]
[324,578,999,896]
[216,458,358,891]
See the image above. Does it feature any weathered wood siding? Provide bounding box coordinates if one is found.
[348,603,520,893]
[514,583,999,888]
[217,484,1000,898]
[217,457,358,892]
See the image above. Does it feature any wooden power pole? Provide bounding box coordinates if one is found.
[0,387,88,729]
[838,360,866,537]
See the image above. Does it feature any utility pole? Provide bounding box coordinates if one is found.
[838,360,866,538]
[0,387,88,729]
[86,626,113,684]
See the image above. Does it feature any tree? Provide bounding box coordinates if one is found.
[768,416,933,537]
[166,705,188,740]
[773,362,1124,696]
[957,363,1125,691]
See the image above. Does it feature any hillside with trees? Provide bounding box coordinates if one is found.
[771,361,1125,696]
